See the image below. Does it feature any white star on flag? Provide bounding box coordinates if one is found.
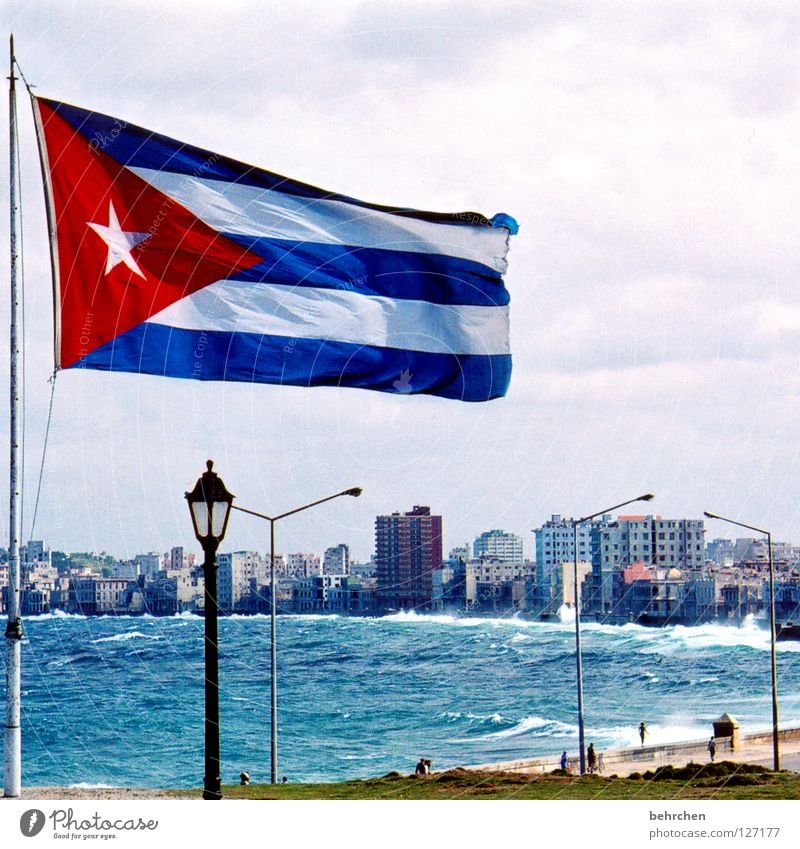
[87,200,150,279]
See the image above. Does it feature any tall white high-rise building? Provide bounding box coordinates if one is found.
[323,544,350,576]
[473,529,523,564]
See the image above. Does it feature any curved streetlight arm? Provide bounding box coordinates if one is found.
[233,487,362,524]
[578,493,655,525]
[703,511,768,537]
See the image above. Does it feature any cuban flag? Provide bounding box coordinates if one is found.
[32,97,516,401]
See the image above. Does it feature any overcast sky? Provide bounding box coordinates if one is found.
[3,0,800,563]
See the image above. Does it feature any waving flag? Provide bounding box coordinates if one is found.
[32,97,516,401]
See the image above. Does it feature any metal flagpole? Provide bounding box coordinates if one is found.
[270,518,277,784]
[4,33,24,799]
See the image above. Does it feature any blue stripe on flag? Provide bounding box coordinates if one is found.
[45,99,495,227]
[72,323,512,402]
[223,236,509,307]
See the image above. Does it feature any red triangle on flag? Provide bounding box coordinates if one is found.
[35,100,263,369]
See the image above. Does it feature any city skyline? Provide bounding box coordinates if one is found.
[4,2,800,570]
[8,511,800,569]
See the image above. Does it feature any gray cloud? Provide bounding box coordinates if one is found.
[6,0,800,558]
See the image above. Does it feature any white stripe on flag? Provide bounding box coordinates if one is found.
[130,168,510,273]
[149,280,510,356]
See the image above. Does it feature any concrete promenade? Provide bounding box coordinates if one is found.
[464,727,800,778]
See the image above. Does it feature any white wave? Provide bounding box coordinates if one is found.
[589,720,710,750]
[68,783,119,789]
[482,715,576,740]
[227,613,272,620]
[25,610,88,622]
[440,711,463,721]
[557,604,575,624]
[438,710,505,726]
[47,654,90,668]
[92,631,161,644]
[381,610,460,625]
[296,613,341,621]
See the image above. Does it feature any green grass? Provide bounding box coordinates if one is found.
[166,762,800,800]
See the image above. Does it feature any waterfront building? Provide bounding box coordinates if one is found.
[432,562,471,611]
[349,560,375,578]
[133,552,161,579]
[614,563,716,624]
[448,544,470,563]
[284,552,321,579]
[773,576,800,621]
[720,581,762,620]
[217,551,267,613]
[532,513,614,616]
[20,540,51,586]
[375,505,442,611]
[113,560,135,578]
[706,538,734,566]
[531,560,592,616]
[432,558,534,614]
[473,529,523,564]
[67,576,130,615]
[587,516,705,615]
[733,538,769,563]
[166,546,195,574]
[292,574,378,614]
[323,543,350,576]
[293,574,347,612]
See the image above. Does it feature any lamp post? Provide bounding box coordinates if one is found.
[233,486,362,784]
[185,460,234,800]
[704,510,780,771]
[573,493,654,775]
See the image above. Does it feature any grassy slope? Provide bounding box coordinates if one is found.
[167,762,800,800]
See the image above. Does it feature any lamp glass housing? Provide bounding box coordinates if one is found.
[186,461,234,548]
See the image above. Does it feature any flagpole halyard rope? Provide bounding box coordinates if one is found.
[28,372,57,541]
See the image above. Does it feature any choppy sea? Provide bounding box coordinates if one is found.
[2,610,798,788]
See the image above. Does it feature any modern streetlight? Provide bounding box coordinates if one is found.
[573,493,654,775]
[185,460,234,800]
[704,510,780,771]
[232,486,363,784]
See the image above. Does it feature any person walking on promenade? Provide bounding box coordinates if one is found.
[587,743,597,774]
[639,721,647,747]
[707,736,716,762]
[560,751,569,771]
[597,751,605,774]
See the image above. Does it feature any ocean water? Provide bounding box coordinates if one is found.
[2,610,799,788]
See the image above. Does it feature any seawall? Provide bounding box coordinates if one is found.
[463,727,800,777]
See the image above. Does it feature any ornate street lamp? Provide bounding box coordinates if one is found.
[186,460,234,800]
